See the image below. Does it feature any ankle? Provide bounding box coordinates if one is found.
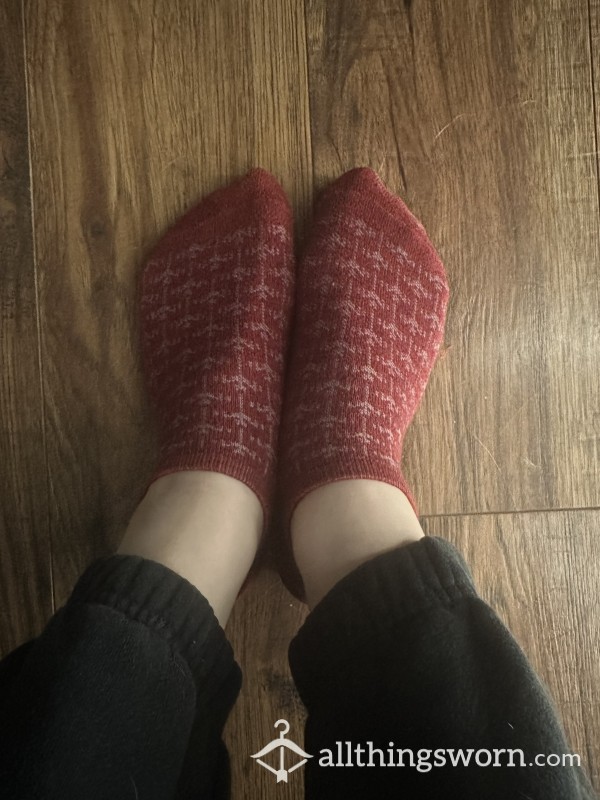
[119,470,263,626]
[150,469,260,507]
[290,479,424,607]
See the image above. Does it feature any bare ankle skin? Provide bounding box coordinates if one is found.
[118,471,263,627]
[291,479,424,608]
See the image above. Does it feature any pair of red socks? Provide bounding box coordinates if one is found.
[139,168,449,600]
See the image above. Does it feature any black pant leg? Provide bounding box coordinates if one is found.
[289,536,597,799]
[0,555,241,800]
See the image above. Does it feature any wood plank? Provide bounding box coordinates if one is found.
[305,0,600,515]
[23,0,313,608]
[0,0,52,656]
[589,0,600,281]
[226,511,600,797]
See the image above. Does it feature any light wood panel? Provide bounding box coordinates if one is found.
[225,512,600,797]
[305,0,600,515]
[589,0,600,256]
[23,0,312,608]
[0,0,52,656]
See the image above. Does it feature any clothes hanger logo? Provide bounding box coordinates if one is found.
[251,719,313,783]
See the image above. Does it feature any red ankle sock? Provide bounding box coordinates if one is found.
[139,169,294,534]
[277,168,449,598]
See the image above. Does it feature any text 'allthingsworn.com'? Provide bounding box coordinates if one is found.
[317,743,581,772]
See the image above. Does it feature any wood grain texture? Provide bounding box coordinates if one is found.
[224,510,600,797]
[5,1,596,799]
[0,0,52,656]
[590,0,600,249]
[305,0,600,515]
[23,0,312,608]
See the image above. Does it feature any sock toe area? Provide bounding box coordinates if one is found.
[313,168,447,283]
[145,167,291,263]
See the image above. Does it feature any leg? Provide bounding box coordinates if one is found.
[291,478,423,608]
[0,552,241,800]
[119,471,262,627]
[289,537,595,799]
[277,167,448,601]
[0,168,295,799]
[278,169,594,797]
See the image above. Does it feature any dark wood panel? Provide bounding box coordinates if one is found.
[0,0,52,656]
[23,0,312,608]
[305,0,600,515]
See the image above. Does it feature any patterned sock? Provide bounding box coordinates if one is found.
[139,169,294,535]
[276,167,449,598]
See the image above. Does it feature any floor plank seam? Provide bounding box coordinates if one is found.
[421,506,600,520]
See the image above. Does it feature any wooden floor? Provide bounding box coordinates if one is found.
[1,0,599,796]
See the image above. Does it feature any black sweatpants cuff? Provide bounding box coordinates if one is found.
[288,536,596,800]
[289,536,476,694]
[71,554,238,701]
[0,554,241,800]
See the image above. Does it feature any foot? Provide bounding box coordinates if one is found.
[139,168,294,537]
[277,168,449,600]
